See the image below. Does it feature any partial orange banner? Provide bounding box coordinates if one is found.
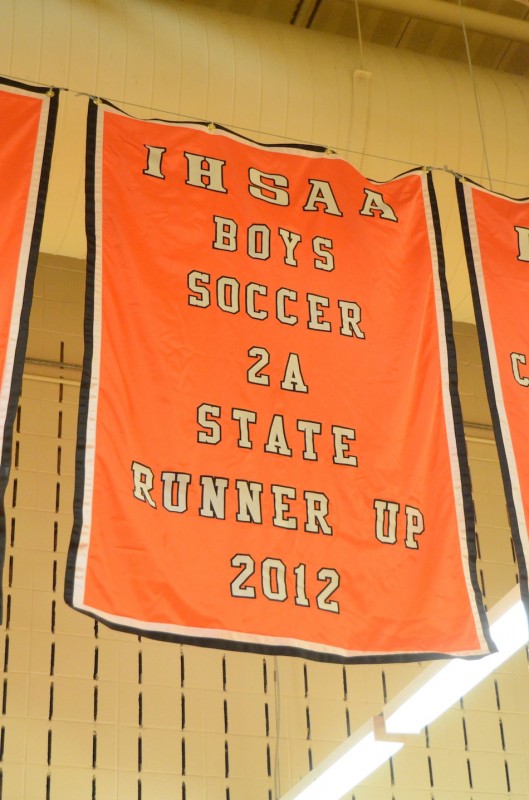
[458,179,529,614]
[67,99,492,661]
[0,78,58,619]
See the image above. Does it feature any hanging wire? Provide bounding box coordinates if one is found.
[457,0,494,190]
[353,0,365,70]
[3,71,529,192]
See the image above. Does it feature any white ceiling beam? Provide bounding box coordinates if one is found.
[356,0,529,45]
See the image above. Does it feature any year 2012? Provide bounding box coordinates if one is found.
[230,554,340,613]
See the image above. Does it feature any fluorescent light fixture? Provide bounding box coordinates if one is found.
[279,716,403,800]
[281,585,528,800]
[384,584,529,734]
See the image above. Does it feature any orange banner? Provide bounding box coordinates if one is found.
[458,179,529,613]
[0,78,58,618]
[67,99,492,661]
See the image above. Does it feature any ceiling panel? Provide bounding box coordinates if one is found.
[178,0,529,75]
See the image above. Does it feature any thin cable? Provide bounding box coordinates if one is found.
[353,0,365,69]
[457,0,493,190]
[2,71,528,192]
